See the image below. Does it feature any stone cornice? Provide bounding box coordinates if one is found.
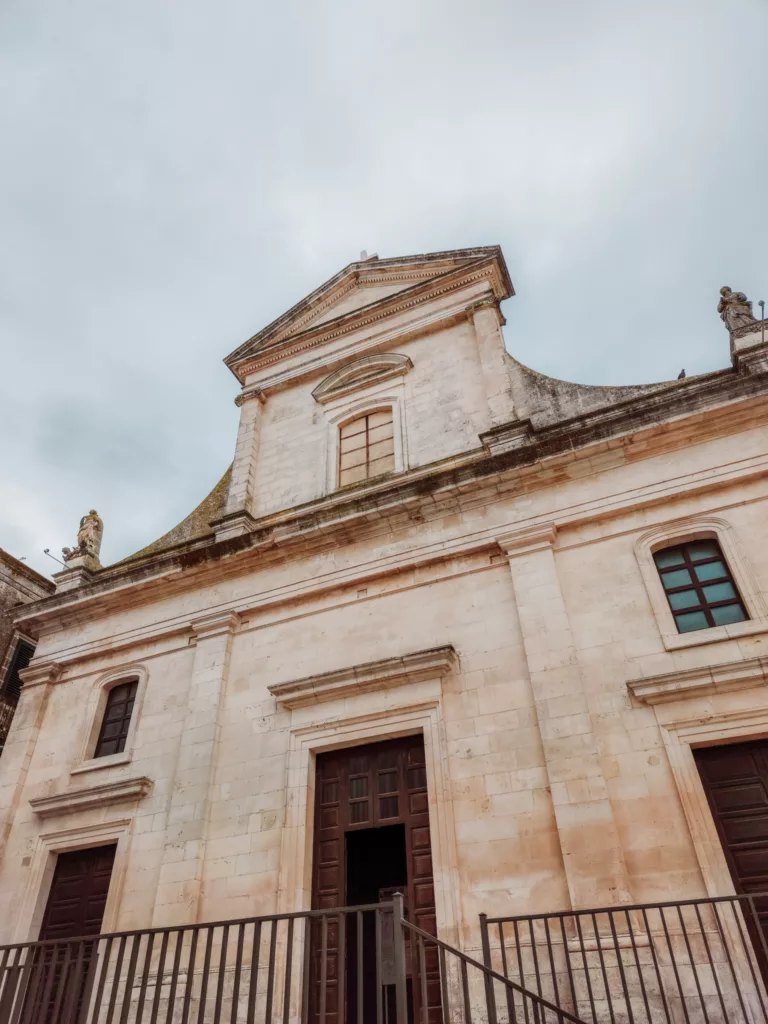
[17,661,62,690]
[269,645,458,709]
[189,610,241,640]
[30,777,153,818]
[13,377,768,641]
[627,656,768,705]
[497,523,558,557]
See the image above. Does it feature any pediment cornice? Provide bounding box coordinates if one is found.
[226,249,512,382]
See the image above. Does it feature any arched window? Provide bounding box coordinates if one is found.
[338,409,395,487]
[653,539,748,634]
[94,680,139,758]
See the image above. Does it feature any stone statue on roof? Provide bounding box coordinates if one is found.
[718,287,757,332]
[62,509,103,566]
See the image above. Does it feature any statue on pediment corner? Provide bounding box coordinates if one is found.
[718,286,757,332]
[62,509,103,566]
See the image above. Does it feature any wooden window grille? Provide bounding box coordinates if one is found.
[654,539,748,634]
[338,409,395,487]
[2,639,35,705]
[94,680,138,758]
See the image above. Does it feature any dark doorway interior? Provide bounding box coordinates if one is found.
[346,823,407,904]
[345,825,410,1024]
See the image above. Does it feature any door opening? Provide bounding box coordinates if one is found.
[310,735,440,1024]
[346,823,407,904]
[345,824,409,1024]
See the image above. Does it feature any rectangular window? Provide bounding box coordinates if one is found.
[339,410,395,487]
[94,680,138,758]
[654,540,748,634]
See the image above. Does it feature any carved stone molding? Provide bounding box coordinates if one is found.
[17,661,62,690]
[628,656,768,705]
[30,777,152,818]
[189,610,241,641]
[312,353,413,404]
[480,421,533,457]
[234,385,266,408]
[496,523,558,557]
[269,645,458,709]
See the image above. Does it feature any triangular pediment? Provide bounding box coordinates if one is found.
[225,246,513,380]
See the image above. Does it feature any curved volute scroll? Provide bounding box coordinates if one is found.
[312,352,413,404]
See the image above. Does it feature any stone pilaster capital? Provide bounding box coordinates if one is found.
[496,523,558,558]
[467,297,506,327]
[234,385,266,408]
[189,610,241,641]
[18,661,62,690]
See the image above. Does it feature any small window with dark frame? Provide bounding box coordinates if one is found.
[338,409,395,487]
[653,539,748,634]
[94,680,138,758]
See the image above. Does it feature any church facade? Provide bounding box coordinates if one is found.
[2,246,768,1023]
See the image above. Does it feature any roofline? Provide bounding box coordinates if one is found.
[224,245,513,375]
[0,548,55,593]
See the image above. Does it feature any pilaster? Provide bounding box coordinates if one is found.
[469,298,516,428]
[216,386,265,541]
[497,525,633,910]
[0,661,61,865]
[152,610,240,926]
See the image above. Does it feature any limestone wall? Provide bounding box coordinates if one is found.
[1,413,767,967]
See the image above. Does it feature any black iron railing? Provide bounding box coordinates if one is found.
[0,696,16,756]
[481,893,768,1024]
[0,895,588,1024]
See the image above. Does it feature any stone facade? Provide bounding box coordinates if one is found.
[1,247,768,1019]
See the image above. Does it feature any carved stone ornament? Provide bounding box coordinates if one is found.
[312,353,413,404]
[718,286,757,333]
[62,509,103,568]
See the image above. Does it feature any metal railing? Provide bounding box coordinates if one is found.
[0,895,588,1024]
[481,893,768,1024]
[0,696,16,756]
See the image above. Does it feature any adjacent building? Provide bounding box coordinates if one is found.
[0,549,54,756]
[1,247,767,1023]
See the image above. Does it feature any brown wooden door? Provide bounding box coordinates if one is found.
[311,735,440,1024]
[26,845,117,1024]
[695,741,768,958]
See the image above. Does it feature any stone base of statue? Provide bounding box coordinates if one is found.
[53,554,101,592]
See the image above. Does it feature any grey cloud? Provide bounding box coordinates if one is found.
[1,0,766,577]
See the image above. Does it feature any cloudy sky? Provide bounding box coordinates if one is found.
[2,0,767,577]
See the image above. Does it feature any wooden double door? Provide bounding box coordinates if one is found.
[311,735,441,1024]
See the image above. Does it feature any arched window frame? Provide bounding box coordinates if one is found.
[72,665,149,775]
[634,516,768,650]
[323,392,408,494]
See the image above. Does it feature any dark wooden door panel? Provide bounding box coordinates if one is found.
[25,845,117,1024]
[695,740,768,968]
[311,736,441,1024]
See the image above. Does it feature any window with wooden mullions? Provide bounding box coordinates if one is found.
[654,539,748,634]
[338,410,394,487]
[94,680,138,758]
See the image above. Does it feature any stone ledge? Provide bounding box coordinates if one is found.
[30,777,153,818]
[627,656,768,705]
[269,645,458,709]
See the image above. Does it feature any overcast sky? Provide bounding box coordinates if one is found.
[2,0,767,578]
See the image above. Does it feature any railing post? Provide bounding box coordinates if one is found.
[392,893,409,1024]
[479,914,498,1024]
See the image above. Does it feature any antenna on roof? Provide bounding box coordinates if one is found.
[43,549,67,568]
